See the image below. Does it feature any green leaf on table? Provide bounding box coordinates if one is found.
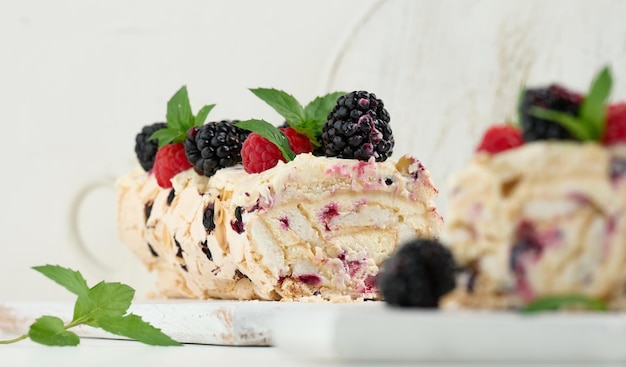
[29,316,80,346]
[0,265,182,347]
[521,295,608,313]
[73,281,134,321]
[235,119,296,161]
[32,265,89,297]
[95,314,181,346]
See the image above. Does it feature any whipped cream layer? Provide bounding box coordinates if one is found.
[117,153,442,301]
[442,142,626,309]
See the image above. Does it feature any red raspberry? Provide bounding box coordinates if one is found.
[602,102,626,146]
[280,127,314,154]
[476,124,524,154]
[153,143,192,188]
[241,127,313,173]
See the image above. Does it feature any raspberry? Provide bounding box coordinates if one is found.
[476,124,524,154]
[519,84,583,142]
[281,127,314,154]
[241,127,313,173]
[602,102,626,145]
[377,238,457,308]
[153,143,193,188]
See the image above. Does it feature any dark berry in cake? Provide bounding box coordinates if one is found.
[519,84,583,142]
[184,120,248,177]
[135,122,167,171]
[321,91,394,162]
[378,238,456,308]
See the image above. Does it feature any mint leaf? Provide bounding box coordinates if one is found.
[166,85,194,132]
[249,88,305,125]
[0,265,182,347]
[529,107,593,140]
[514,83,527,127]
[235,119,296,161]
[151,87,216,146]
[300,91,346,143]
[148,128,184,147]
[95,314,181,346]
[32,265,89,297]
[74,281,134,321]
[195,104,216,126]
[303,91,344,124]
[29,316,80,346]
[521,295,608,313]
[580,66,612,140]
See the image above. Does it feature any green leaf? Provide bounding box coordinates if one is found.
[32,265,89,297]
[235,119,296,161]
[301,91,346,142]
[514,83,527,127]
[529,107,593,140]
[166,86,194,132]
[303,91,345,124]
[580,66,612,140]
[95,314,181,346]
[149,128,184,147]
[29,316,79,346]
[249,88,305,126]
[195,104,216,127]
[521,295,608,313]
[73,281,134,321]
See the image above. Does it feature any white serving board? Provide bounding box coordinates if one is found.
[3,300,626,363]
[273,304,626,363]
[0,300,376,346]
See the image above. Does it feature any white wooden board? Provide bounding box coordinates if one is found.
[274,305,626,363]
[0,300,375,346]
[5,300,626,363]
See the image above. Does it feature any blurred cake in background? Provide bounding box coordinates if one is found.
[442,66,626,310]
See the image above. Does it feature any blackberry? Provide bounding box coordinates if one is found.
[184,120,248,177]
[377,238,456,308]
[134,122,167,171]
[520,84,583,142]
[321,91,393,161]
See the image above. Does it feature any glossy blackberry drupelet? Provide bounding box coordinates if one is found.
[519,84,583,142]
[378,238,456,308]
[135,122,168,171]
[184,120,248,177]
[321,91,394,161]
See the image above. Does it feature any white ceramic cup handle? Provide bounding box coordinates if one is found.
[68,176,117,272]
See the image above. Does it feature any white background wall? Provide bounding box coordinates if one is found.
[1,0,625,301]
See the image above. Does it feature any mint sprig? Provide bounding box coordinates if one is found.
[528,66,612,141]
[249,88,345,146]
[235,119,296,161]
[521,294,608,313]
[0,265,181,346]
[150,85,215,146]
